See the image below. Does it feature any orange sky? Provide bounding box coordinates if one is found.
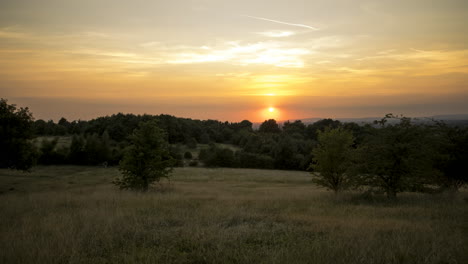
[1,0,468,122]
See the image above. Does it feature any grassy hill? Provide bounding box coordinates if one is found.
[0,166,467,263]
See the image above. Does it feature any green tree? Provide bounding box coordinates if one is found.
[310,127,354,194]
[0,98,37,170]
[68,134,86,164]
[306,119,341,140]
[282,120,306,138]
[272,136,301,170]
[114,121,175,191]
[356,115,432,199]
[37,137,67,165]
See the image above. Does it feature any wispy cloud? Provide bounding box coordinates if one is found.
[258,31,295,38]
[0,27,31,39]
[166,41,310,68]
[243,15,319,30]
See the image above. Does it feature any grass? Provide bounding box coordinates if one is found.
[0,166,467,263]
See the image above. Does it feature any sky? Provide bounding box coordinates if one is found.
[1,0,468,122]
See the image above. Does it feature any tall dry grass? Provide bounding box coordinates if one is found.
[0,166,466,263]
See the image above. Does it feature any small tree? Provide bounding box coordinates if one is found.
[114,121,174,191]
[310,127,354,194]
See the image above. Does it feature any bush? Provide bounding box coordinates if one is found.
[199,145,236,167]
[235,151,274,169]
[184,151,193,159]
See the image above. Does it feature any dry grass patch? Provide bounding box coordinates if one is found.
[0,166,467,263]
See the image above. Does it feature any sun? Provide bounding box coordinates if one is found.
[259,106,280,121]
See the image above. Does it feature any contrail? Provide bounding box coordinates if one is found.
[242,15,319,30]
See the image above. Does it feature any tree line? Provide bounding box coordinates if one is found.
[1,98,467,197]
[28,105,354,170]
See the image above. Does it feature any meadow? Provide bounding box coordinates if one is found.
[0,166,467,264]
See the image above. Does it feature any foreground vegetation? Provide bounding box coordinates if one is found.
[1,166,467,263]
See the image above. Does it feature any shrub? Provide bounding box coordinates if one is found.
[184,151,193,159]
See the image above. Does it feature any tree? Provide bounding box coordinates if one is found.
[38,137,67,165]
[68,134,86,164]
[114,121,175,191]
[310,127,354,194]
[259,119,281,133]
[306,119,341,140]
[272,136,301,170]
[237,120,253,132]
[0,98,37,170]
[282,120,306,138]
[432,124,468,192]
[355,115,432,199]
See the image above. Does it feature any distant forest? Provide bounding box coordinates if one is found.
[31,113,357,170]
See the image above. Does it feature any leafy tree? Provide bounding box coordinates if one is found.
[355,115,432,199]
[234,120,253,132]
[57,117,70,135]
[37,138,67,165]
[0,98,37,170]
[432,124,468,192]
[68,134,86,164]
[259,119,281,133]
[272,136,301,170]
[310,127,355,194]
[306,119,341,140]
[83,132,111,165]
[114,121,175,191]
[283,120,306,138]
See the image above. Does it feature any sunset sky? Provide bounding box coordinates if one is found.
[1,0,467,122]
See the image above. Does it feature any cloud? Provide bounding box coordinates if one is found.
[0,27,31,39]
[166,41,310,68]
[242,15,319,30]
[258,31,295,38]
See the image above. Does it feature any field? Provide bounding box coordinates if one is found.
[0,166,467,263]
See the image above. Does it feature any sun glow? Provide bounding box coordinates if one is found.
[258,106,280,121]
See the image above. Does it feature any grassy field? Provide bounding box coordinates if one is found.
[0,166,467,263]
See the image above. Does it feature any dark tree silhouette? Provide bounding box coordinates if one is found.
[0,98,37,170]
[259,119,281,133]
